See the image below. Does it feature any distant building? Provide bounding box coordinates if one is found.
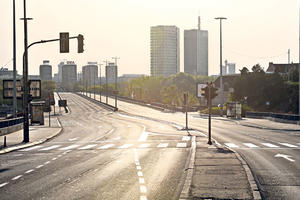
[53,73,59,82]
[222,65,227,75]
[227,61,236,75]
[105,62,117,84]
[150,25,180,77]
[0,68,17,79]
[184,17,208,76]
[266,62,298,74]
[57,62,64,83]
[82,62,98,87]
[61,61,77,91]
[118,74,145,83]
[39,60,52,81]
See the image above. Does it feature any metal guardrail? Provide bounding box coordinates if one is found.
[246,111,300,121]
[0,117,24,129]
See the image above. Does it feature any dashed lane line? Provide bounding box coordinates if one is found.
[279,143,298,148]
[59,145,80,151]
[12,175,23,181]
[0,182,9,188]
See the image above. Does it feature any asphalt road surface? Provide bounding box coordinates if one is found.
[0,93,192,200]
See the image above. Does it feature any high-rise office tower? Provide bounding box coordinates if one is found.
[150,25,180,77]
[61,61,77,91]
[184,17,208,75]
[82,62,98,87]
[39,60,52,81]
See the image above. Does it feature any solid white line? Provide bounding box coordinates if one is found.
[0,182,8,188]
[136,166,142,170]
[279,143,298,148]
[182,136,190,141]
[157,143,168,148]
[119,144,132,149]
[12,175,23,180]
[98,144,114,149]
[78,144,97,150]
[225,143,239,148]
[139,178,145,184]
[25,169,34,174]
[138,126,148,142]
[20,145,43,151]
[140,196,147,200]
[59,145,80,151]
[36,165,44,169]
[176,143,187,148]
[138,144,150,148]
[140,185,147,193]
[137,171,143,177]
[243,143,259,148]
[261,143,279,148]
[40,145,61,151]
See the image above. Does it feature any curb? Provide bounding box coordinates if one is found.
[179,135,196,200]
[0,118,63,155]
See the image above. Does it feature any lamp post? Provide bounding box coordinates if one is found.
[103,60,109,104]
[112,57,120,110]
[215,17,227,117]
[12,0,17,118]
[98,63,103,102]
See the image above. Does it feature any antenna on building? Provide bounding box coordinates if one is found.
[198,16,201,30]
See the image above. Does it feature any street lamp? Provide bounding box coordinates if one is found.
[103,60,109,104]
[98,63,103,102]
[112,57,120,110]
[12,0,17,117]
[215,17,227,117]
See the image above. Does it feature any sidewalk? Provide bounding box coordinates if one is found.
[185,136,260,200]
[0,93,64,154]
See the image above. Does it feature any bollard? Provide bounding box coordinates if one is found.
[4,136,7,147]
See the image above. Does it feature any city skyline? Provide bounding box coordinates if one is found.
[0,0,299,76]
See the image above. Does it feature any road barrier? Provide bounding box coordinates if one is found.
[246,111,300,123]
[0,117,24,136]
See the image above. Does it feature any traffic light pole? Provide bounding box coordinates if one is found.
[21,35,80,143]
[208,83,212,145]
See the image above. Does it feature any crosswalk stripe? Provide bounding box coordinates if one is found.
[20,145,43,151]
[182,136,190,141]
[59,145,80,151]
[157,143,168,148]
[243,143,259,148]
[225,143,239,148]
[119,144,132,149]
[138,144,150,148]
[177,143,187,148]
[261,143,279,148]
[40,145,61,151]
[279,143,298,148]
[78,144,97,150]
[98,144,114,149]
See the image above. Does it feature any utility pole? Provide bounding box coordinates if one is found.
[103,60,109,104]
[21,0,32,143]
[112,57,120,110]
[299,4,300,116]
[99,63,103,102]
[288,49,290,64]
[208,83,212,145]
[12,0,17,118]
[215,17,227,117]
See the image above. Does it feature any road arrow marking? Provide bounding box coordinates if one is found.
[275,154,295,162]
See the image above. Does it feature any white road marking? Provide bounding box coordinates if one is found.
[36,165,44,169]
[119,144,132,149]
[137,171,143,177]
[177,143,187,148]
[107,129,115,134]
[215,140,221,146]
[68,137,78,141]
[25,169,34,174]
[78,144,97,150]
[275,154,295,162]
[98,144,114,149]
[261,143,279,148]
[279,143,298,148]
[12,175,22,180]
[138,126,148,142]
[40,145,61,151]
[113,136,121,140]
[139,178,145,184]
[243,143,259,148]
[20,145,43,151]
[59,145,80,151]
[140,185,147,193]
[138,144,150,148]
[157,143,168,148]
[182,136,190,141]
[62,150,72,154]
[135,161,140,166]
[137,166,142,170]
[140,196,147,200]
[52,158,57,161]
[0,182,8,188]
[225,143,239,148]
[44,161,51,165]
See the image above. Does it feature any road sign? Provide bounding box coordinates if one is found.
[58,100,67,107]
[3,79,41,99]
[60,32,69,53]
[196,83,206,98]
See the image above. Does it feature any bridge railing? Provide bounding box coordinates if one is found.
[0,117,24,129]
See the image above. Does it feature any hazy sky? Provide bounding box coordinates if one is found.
[0,0,299,76]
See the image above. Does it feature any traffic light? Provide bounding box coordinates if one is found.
[59,32,69,53]
[77,34,84,53]
[201,84,218,101]
[210,86,218,100]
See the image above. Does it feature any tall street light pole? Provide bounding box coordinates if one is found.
[112,57,120,110]
[98,63,103,102]
[215,17,227,117]
[299,4,300,115]
[103,60,109,104]
[12,0,17,118]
